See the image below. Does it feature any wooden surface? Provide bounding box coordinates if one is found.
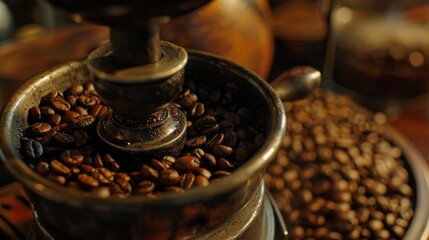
[0,24,108,82]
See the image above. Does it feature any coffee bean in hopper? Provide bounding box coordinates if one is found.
[20,80,265,197]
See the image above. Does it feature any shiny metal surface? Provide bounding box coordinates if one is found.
[88,42,188,84]
[29,181,275,240]
[270,66,321,102]
[88,42,188,154]
[0,51,286,239]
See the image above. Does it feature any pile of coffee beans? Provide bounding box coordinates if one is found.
[20,81,264,198]
[265,90,414,239]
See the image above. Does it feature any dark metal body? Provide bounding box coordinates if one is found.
[29,181,278,240]
[0,51,286,239]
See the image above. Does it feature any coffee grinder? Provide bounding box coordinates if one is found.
[0,0,287,239]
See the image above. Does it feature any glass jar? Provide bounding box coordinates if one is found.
[324,0,429,100]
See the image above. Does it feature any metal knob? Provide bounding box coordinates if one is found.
[87,42,187,156]
[270,66,321,102]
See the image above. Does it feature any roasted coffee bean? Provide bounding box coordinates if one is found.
[47,174,66,185]
[223,131,237,148]
[253,133,265,150]
[90,186,111,198]
[115,173,131,182]
[195,175,210,187]
[176,94,195,109]
[200,124,219,137]
[73,130,87,147]
[109,182,123,194]
[202,153,217,167]
[392,225,405,238]
[161,156,176,168]
[185,135,206,148]
[224,112,240,126]
[205,133,224,149]
[52,97,71,112]
[212,145,233,158]
[40,106,56,117]
[28,106,42,123]
[209,89,222,103]
[191,148,205,158]
[77,173,99,189]
[179,173,195,189]
[134,180,155,194]
[175,156,200,173]
[43,145,63,155]
[50,160,71,176]
[70,167,80,176]
[48,114,62,126]
[104,154,120,171]
[218,120,234,133]
[164,186,185,193]
[213,170,231,178]
[74,106,88,115]
[195,168,212,180]
[291,226,305,239]
[93,153,104,168]
[91,168,112,184]
[84,82,96,93]
[72,114,95,128]
[80,164,95,173]
[234,146,250,163]
[35,161,50,175]
[194,116,217,132]
[67,181,80,189]
[42,91,63,104]
[67,84,84,96]
[90,104,109,118]
[140,164,159,180]
[60,149,84,167]
[189,102,205,117]
[21,138,43,160]
[22,80,265,197]
[63,111,80,123]
[29,122,51,136]
[237,107,254,124]
[151,159,167,171]
[217,158,234,171]
[78,95,98,107]
[265,90,414,240]
[54,132,74,147]
[159,169,180,186]
[114,176,132,194]
[66,95,77,106]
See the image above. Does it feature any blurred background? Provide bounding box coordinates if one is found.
[0,0,327,106]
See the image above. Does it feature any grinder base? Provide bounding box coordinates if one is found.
[27,181,285,240]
